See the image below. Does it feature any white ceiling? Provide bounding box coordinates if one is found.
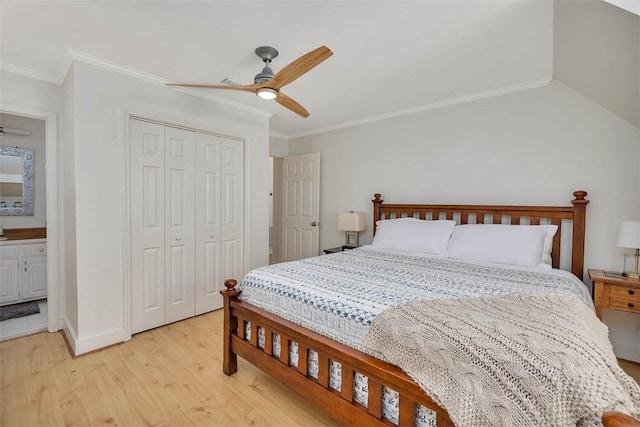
[0,1,554,138]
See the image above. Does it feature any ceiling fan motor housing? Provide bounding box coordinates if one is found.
[254,46,279,84]
[254,66,274,83]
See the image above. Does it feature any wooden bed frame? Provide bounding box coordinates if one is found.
[220,190,635,427]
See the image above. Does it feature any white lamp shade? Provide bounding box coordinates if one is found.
[617,221,640,249]
[338,212,366,232]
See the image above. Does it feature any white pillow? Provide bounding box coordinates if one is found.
[447,224,558,268]
[372,219,456,256]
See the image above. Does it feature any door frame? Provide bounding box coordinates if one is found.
[0,102,61,332]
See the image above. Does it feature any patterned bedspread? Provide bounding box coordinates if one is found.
[238,246,593,356]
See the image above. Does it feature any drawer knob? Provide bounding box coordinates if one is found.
[39,248,44,253]
[629,303,635,309]
[629,290,635,295]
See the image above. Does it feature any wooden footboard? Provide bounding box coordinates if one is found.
[221,279,640,427]
[221,279,454,427]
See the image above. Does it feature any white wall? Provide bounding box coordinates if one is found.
[65,61,270,354]
[0,113,46,227]
[289,80,640,361]
[0,71,62,114]
[554,0,640,127]
[269,135,289,158]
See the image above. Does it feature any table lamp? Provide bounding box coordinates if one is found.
[617,221,640,279]
[338,211,366,248]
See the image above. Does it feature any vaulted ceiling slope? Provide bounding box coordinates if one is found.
[1,1,555,137]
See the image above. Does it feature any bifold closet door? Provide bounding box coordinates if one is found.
[131,119,243,333]
[131,121,196,333]
[130,120,166,333]
[164,127,196,324]
[195,134,244,314]
[220,137,244,292]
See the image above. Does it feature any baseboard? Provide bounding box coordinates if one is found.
[611,339,640,363]
[72,327,126,356]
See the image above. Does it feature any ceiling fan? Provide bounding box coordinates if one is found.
[166,45,333,118]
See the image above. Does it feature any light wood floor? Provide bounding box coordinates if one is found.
[0,310,339,426]
[1,310,639,427]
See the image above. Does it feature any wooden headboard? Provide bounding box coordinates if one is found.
[372,191,589,280]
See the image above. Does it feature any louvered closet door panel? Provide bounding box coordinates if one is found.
[130,120,166,334]
[164,127,196,324]
[195,133,222,314]
[221,138,244,284]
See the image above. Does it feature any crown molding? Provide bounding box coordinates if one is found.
[287,77,552,140]
[66,48,167,85]
[2,50,272,120]
[0,62,62,85]
[65,49,273,119]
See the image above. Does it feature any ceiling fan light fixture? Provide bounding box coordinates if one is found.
[257,88,278,100]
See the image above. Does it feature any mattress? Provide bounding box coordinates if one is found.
[239,246,592,355]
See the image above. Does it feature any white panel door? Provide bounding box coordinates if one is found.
[221,138,244,287]
[195,133,222,314]
[281,153,320,261]
[130,120,166,334]
[164,127,196,324]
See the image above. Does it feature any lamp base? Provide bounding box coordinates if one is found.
[344,231,359,248]
[622,250,640,280]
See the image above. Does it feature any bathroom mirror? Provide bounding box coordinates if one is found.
[0,146,34,216]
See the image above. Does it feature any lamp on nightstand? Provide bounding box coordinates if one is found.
[617,221,640,279]
[338,211,366,248]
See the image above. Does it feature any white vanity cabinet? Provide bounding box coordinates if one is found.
[0,239,47,306]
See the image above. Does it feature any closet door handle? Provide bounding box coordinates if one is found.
[24,260,27,272]
[175,235,182,241]
[209,234,215,238]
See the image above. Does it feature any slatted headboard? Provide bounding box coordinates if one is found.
[372,191,589,280]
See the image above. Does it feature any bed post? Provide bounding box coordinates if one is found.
[220,279,240,376]
[372,193,383,236]
[571,191,589,281]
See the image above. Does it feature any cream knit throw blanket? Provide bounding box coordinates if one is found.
[364,294,640,427]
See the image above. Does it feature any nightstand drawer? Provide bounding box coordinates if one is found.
[608,296,640,314]
[610,286,639,299]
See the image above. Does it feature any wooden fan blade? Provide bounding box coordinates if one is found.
[270,46,333,90]
[275,92,310,118]
[166,83,262,93]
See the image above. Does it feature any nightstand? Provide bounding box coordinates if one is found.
[589,269,640,321]
[323,246,355,254]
